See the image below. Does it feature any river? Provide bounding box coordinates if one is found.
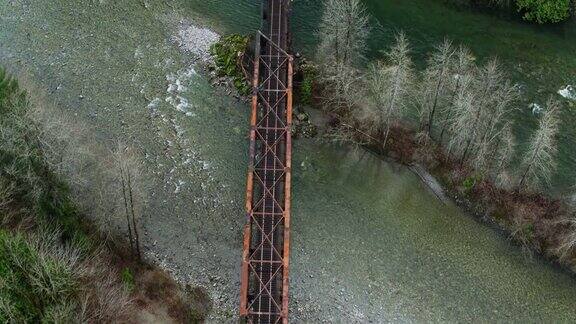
[1,0,576,321]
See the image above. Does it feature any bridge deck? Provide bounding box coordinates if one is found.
[240,0,293,323]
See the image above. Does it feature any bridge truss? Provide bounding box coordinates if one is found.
[239,0,293,323]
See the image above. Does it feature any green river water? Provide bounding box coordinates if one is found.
[1,0,576,321]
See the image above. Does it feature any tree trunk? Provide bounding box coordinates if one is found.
[127,170,141,260]
[428,76,444,137]
[517,164,531,193]
[382,125,391,152]
[459,138,472,166]
[120,164,134,253]
[517,144,540,192]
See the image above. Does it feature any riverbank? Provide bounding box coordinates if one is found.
[342,119,576,271]
[289,48,576,275]
[0,68,203,322]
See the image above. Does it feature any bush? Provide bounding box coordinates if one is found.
[444,0,573,23]
[121,267,135,291]
[209,34,250,95]
[463,176,476,191]
[299,61,318,105]
[516,0,572,23]
[0,230,78,323]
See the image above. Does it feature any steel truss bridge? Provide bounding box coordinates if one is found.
[239,0,294,323]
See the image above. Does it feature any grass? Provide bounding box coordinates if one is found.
[0,229,80,322]
[121,267,136,292]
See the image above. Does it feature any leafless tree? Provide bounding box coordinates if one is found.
[439,45,476,143]
[365,32,414,149]
[317,0,370,68]
[518,97,561,191]
[447,73,475,156]
[456,59,507,165]
[446,58,518,169]
[317,0,370,114]
[320,61,364,114]
[417,39,455,137]
[492,123,516,187]
[472,78,519,173]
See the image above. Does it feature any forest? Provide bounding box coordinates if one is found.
[448,0,575,23]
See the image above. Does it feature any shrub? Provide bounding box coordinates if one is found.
[445,0,573,23]
[0,231,38,322]
[463,176,476,191]
[121,267,135,291]
[516,0,572,23]
[0,230,78,323]
[299,61,318,105]
[209,34,250,95]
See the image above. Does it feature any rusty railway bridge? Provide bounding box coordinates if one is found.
[239,0,294,323]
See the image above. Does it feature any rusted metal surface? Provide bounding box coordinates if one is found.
[240,0,293,323]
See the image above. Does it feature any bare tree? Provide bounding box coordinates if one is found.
[444,57,518,169]
[439,45,476,143]
[471,78,519,173]
[456,59,507,166]
[492,123,516,187]
[319,61,364,114]
[317,0,370,115]
[447,73,475,156]
[518,97,561,191]
[317,0,370,68]
[365,32,414,149]
[417,39,455,137]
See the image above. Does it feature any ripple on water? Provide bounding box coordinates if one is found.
[558,85,576,100]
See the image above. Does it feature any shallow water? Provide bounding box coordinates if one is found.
[1,0,576,321]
